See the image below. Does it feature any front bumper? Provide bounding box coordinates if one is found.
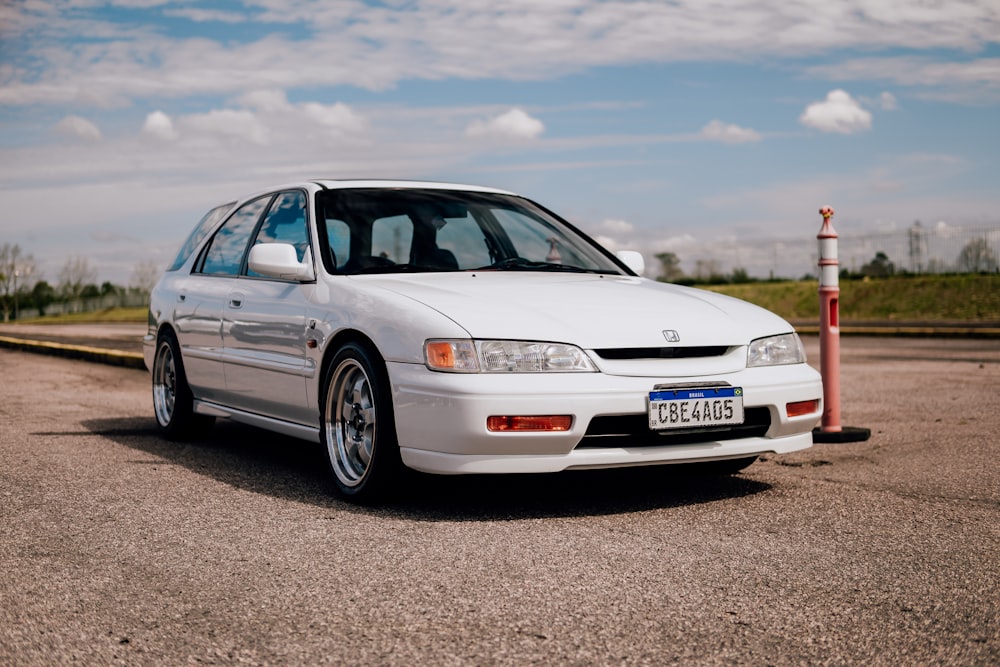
[388,361,822,474]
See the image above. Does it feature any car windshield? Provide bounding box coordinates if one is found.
[316,188,627,276]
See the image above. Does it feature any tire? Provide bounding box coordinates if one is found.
[321,342,402,502]
[151,330,214,439]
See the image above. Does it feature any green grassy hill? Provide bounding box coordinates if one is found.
[702,274,1000,322]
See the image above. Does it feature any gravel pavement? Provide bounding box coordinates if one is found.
[0,338,997,665]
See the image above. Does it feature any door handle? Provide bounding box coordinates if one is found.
[229,297,243,308]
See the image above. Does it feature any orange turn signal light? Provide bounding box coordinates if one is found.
[786,399,820,418]
[425,341,456,369]
[487,415,573,432]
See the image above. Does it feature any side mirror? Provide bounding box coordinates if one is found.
[616,250,645,276]
[247,243,315,282]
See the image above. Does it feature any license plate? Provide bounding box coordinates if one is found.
[647,387,744,430]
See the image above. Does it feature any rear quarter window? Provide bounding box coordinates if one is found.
[166,202,236,272]
[199,197,269,276]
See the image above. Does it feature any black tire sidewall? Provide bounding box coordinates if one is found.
[154,330,200,439]
[321,342,401,501]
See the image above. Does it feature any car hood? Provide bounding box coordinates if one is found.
[358,272,793,349]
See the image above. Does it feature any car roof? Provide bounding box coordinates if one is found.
[218,180,520,215]
[309,179,516,195]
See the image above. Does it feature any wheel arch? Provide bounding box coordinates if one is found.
[155,321,179,343]
[150,320,214,438]
[318,329,387,401]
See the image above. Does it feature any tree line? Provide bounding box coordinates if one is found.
[4,235,997,320]
[0,243,160,321]
[654,236,999,284]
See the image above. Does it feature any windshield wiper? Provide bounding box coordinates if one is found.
[477,257,598,273]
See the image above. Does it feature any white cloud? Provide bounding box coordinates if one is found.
[181,109,270,145]
[226,94,368,139]
[303,102,368,134]
[806,57,1000,104]
[799,90,872,134]
[808,57,1000,87]
[238,89,293,113]
[656,234,698,251]
[880,91,898,111]
[465,108,545,139]
[933,220,962,238]
[142,111,178,141]
[598,218,634,235]
[55,115,102,141]
[700,120,761,144]
[2,4,998,108]
[162,8,249,24]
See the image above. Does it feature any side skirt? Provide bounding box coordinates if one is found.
[193,399,321,444]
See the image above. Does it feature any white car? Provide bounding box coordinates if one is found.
[145,180,822,501]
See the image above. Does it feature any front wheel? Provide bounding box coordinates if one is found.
[321,342,402,502]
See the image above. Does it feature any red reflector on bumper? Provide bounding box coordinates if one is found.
[786,399,820,418]
[487,415,573,432]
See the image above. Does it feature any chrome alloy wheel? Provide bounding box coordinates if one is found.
[325,357,377,488]
[152,339,177,427]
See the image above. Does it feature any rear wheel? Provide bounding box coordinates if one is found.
[321,342,402,502]
[151,331,213,439]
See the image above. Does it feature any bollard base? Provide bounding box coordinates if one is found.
[812,426,871,443]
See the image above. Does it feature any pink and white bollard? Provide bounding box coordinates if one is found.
[812,206,870,443]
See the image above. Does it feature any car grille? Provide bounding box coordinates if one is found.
[592,346,730,360]
[575,407,771,448]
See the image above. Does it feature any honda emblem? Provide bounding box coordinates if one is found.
[662,330,680,343]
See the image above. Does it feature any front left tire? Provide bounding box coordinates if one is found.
[321,342,403,503]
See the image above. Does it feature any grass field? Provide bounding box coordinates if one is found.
[704,274,1000,322]
[15,307,148,325]
[12,274,1000,324]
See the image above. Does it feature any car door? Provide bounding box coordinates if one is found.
[178,195,271,403]
[222,190,314,425]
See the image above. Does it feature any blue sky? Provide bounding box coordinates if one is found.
[1,0,998,285]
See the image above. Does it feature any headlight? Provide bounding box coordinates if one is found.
[748,333,806,367]
[425,339,597,373]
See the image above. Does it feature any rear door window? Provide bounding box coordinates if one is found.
[247,191,309,277]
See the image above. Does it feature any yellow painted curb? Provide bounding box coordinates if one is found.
[0,335,146,369]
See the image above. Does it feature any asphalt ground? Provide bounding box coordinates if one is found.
[0,334,997,665]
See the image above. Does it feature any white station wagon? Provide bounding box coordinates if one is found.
[145,180,822,501]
